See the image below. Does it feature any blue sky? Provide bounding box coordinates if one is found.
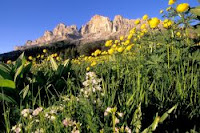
[0,0,199,54]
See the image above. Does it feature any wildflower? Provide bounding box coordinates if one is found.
[125,126,132,133]
[117,112,124,118]
[124,40,130,45]
[35,128,44,133]
[160,10,164,14]
[28,56,33,60]
[6,60,12,64]
[105,40,113,47]
[134,19,140,25]
[120,36,124,41]
[90,61,97,67]
[41,54,44,59]
[115,127,119,133]
[104,107,112,116]
[142,14,148,20]
[117,47,124,53]
[32,107,43,116]
[11,124,22,133]
[62,118,75,127]
[168,0,176,5]
[126,45,133,51]
[148,18,160,29]
[115,40,119,44]
[56,56,61,61]
[140,24,146,30]
[86,67,90,71]
[176,32,181,37]
[50,115,56,121]
[21,109,33,118]
[127,34,133,40]
[94,49,101,56]
[115,117,120,124]
[43,49,47,53]
[163,19,173,29]
[108,48,114,55]
[176,3,189,13]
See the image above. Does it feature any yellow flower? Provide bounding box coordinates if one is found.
[134,19,140,25]
[148,18,160,29]
[115,40,119,44]
[126,45,133,51]
[37,54,41,59]
[130,28,136,34]
[140,24,146,30]
[105,40,113,47]
[176,32,181,37]
[6,60,12,64]
[168,0,176,5]
[43,49,47,53]
[91,61,97,67]
[41,55,44,59]
[160,10,164,14]
[176,3,189,13]
[28,56,33,60]
[86,67,90,71]
[112,44,117,48]
[120,36,124,41]
[56,57,61,61]
[94,49,101,56]
[108,48,114,55]
[101,51,107,55]
[117,47,124,53]
[54,53,58,57]
[163,19,173,29]
[142,14,148,20]
[124,40,130,46]
[127,34,133,40]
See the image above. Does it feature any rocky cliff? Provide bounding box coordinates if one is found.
[17,15,149,50]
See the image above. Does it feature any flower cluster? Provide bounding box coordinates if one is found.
[62,117,80,133]
[80,72,103,98]
[11,124,22,133]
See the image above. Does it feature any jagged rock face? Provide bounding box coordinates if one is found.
[113,15,135,32]
[22,14,151,47]
[80,15,113,35]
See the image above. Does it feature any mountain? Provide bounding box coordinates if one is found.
[15,15,148,50]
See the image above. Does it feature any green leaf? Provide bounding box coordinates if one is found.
[14,65,24,82]
[50,57,58,71]
[159,104,178,123]
[0,93,17,103]
[19,84,29,99]
[0,79,15,89]
[0,64,12,80]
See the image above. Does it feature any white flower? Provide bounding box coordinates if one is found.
[115,117,120,124]
[83,80,89,87]
[50,109,57,114]
[50,116,56,121]
[32,107,43,116]
[117,112,124,118]
[104,111,108,116]
[21,109,33,118]
[105,107,112,113]
[125,126,132,133]
[62,118,74,127]
[11,124,22,133]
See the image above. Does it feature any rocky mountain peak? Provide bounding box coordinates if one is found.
[21,14,150,48]
[80,15,113,35]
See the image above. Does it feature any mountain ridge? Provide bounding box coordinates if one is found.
[15,14,149,50]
